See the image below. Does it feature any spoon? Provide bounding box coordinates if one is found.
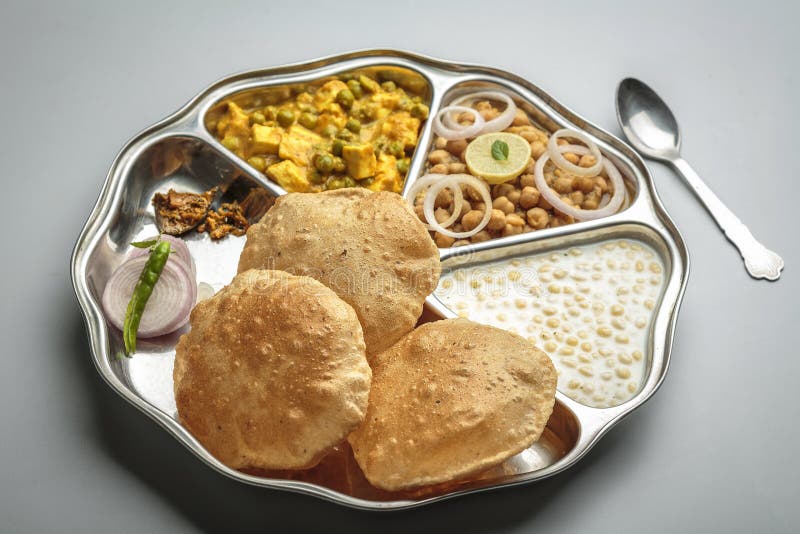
[616,78,783,281]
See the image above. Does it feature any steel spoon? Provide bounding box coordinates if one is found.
[615,78,783,281]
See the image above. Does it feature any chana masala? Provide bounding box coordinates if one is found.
[408,91,628,248]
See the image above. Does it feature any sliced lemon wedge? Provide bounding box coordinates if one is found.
[464,132,531,184]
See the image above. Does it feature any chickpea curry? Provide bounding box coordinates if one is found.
[212,73,430,194]
[414,91,628,248]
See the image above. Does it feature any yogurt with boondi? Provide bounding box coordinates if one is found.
[434,239,665,408]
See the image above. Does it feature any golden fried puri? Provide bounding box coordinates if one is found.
[173,269,371,471]
[348,318,557,491]
[237,189,440,357]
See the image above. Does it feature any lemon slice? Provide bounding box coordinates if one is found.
[464,132,531,184]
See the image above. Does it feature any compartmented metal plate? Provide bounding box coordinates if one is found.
[71,50,688,510]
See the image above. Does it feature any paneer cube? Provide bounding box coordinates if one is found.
[278,125,323,167]
[370,90,401,111]
[251,124,282,154]
[342,143,377,180]
[216,102,251,157]
[296,91,314,108]
[216,101,250,138]
[380,111,420,150]
[368,153,403,193]
[317,112,346,133]
[267,160,310,192]
[314,80,349,109]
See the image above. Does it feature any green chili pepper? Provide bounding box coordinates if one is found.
[123,239,171,355]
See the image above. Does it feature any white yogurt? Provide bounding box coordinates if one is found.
[434,240,665,408]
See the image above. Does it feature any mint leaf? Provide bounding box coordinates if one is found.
[491,140,509,161]
[130,239,158,249]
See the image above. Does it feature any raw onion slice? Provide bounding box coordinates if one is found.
[404,174,464,231]
[102,254,196,339]
[432,106,485,140]
[129,235,196,281]
[196,282,216,302]
[546,129,603,177]
[534,144,625,221]
[450,91,517,134]
[422,174,492,239]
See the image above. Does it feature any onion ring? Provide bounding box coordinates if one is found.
[129,234,196,281]
[102,254,196,338]
[546,129,603,177]
[422,174,492,239]
[404,174,464,231]
[450,91,517,134]
[534,145,625,221]
[432,106,485,140]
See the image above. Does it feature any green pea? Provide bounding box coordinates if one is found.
[359,177,375,187]
[332,139,345,156]
[321,124,337,138]
[336,89,354,109]
[333,157,346,173]
[364,103,380,120]
[387,141,403,157]
[298,112,318,130]
[251,111,266,125]
[342,176,357,188]
[326,177,347,190]
[315,153,335,173]
[350,107,365,122]
[381,81,396,92]
[346,79,363,99]
[277,109,295,127]
[345,118,361,133]
[359,74,380,93]
[336,129,353,141]
[410,103,429,119]
[396,159,409,174]
[308,169,326,185]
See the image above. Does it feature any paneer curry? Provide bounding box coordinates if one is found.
[212,73,430,193]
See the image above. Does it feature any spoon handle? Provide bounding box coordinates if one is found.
[670,158,784,281]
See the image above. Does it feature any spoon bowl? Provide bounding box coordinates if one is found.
[616,78,682,161]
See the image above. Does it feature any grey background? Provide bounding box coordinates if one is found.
[1,0,797,532]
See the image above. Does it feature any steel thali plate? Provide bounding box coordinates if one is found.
[70,50,689,510]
